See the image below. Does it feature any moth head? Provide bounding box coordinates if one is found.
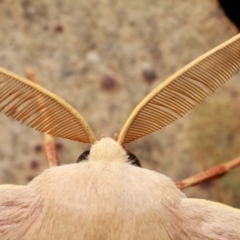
[76,137,141,167]
[89,137,127,163]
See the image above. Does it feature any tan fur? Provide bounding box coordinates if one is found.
[0,138,240,240]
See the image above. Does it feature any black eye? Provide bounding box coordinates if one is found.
[76,150,90,163]
[127,152,141,167]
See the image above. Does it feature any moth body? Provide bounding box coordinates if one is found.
[0,34,240,239]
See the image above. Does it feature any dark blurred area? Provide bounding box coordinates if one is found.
[219,0,240,30]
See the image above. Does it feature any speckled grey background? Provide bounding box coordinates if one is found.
[0,0,240,207]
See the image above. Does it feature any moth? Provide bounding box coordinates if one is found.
[0,34,240,240]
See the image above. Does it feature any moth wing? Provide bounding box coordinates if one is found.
[0,185,42,240]
[180,198,240,239]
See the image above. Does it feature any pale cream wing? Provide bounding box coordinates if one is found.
[118,34,240,145]
[0,185,42,240]
[180,198,240,239]
[0,68,96,144]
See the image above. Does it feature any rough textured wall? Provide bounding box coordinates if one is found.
[0,0,239,207]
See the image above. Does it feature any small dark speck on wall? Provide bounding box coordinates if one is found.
[55,142,64,151]
[34,144,43,153]
[142,68,157,85]
[29,159,40,170]
[54,23,64,33]
[100,75,118,92]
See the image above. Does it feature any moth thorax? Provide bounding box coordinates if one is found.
[89,137,128,163]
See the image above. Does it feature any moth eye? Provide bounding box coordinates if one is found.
[127,152,141,167]
[76,150,90,163]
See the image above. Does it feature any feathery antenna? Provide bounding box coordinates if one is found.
[118,34,240,145]
[0,68,96,144]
